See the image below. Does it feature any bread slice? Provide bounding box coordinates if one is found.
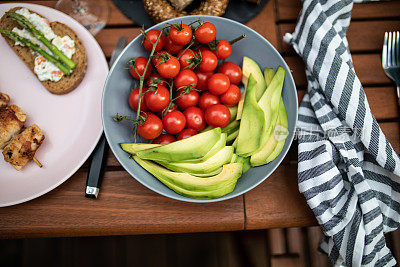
[0,7,87,94]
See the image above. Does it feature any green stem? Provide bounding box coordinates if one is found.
[7,11,76,70]
[229,33,246,45]
[0,29,70,75]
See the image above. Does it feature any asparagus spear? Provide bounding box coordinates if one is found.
[6,11,76,70]
[0,29,71,75]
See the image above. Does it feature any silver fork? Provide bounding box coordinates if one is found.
[382,31,400,103]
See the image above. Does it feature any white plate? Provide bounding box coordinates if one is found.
[0,3,108,207]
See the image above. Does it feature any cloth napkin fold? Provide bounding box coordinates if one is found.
[284,0,400,266]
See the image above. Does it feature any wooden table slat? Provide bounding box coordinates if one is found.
[276,0,400,22]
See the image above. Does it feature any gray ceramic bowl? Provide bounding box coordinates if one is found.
[102,15,298,203]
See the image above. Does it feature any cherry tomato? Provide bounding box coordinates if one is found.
[177,49,200,70]
[164,36,183,55]
[195,71,213,91]
[214,40,231,59]
[153,52,181,78]
[169,24,192,46]
[144,85,170,112]
[146,73,168,88]
[162,110,186,134]
[220,84,241,106]
[198,49,218,73]
[157,102,178,118]
[152,134,176,144]
[217,62,242,85]
[137,112,163,140]
[175,89,199,110]
[129,57,152,79]
[143,29,165,52]
[195,22,217,44]
[199,92,220,111]
[177,128,198,140]
[207,73,230,95]
[174,69,198,89]
[183,106,206,131]
[205,104,231,128]
[128,87,149,111]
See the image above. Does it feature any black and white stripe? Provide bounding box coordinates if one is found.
[284,0,400,265]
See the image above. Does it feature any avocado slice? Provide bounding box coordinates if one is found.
[255,66,285,151]
[235,74,265,156]
[264,67,275,86]
[189,167,223,177]
[250,98,288,166]
[226,128,239,145]
[181,133,227,163]
[228,106,238,122]
[222,120,240,135]
[133,155,243,194]
[236,156,251,174]
[136,128,221,162]
[121,143,160,155]
[237,57,267,120]
[158,146,234,174]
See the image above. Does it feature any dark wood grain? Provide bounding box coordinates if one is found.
[1,0,399,238]
[276,0,400,22]
[0,170,245,238]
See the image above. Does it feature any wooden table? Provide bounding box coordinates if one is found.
[1,0,399,239]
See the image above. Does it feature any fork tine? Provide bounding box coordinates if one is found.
[388,32,392,67]
[382,32,388,68]
[392,31,396,66]
[396,31,399,66]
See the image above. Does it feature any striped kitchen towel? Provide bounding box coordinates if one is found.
[284,0,400,266]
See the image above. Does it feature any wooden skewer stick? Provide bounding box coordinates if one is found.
[33,157,42,168]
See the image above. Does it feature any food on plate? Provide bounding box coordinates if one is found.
[2,124,44,171]
[0,7,87,94]
[0,92,44,170]
[0,92,10,108]
[114,19,289,199]
[0,104,26,149]
[237,56,267,119]
[142,0,228,23]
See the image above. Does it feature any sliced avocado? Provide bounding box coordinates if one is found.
[265,99,288,163]
[121,143,160,155]
[230,153,238,163]
[256,66,285,150]
[236,156,251,174]
[136,128,221,162]
[154,175,237,199]
[235,75,265,156]
[226,128,239,145]
[222,120,240,135]
[250,98,288,166]
[189,167,222,177]
[158,146,234,174]
[228,106,238,122]
[181,133,227,163]
[264,67,275,86]
[134,155,243,193]
[237,57,267,120]
[200,125,214,133]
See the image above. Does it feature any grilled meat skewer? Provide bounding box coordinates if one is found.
[0,92,10,108]
[3,124,44,171]
[0,104,26,149]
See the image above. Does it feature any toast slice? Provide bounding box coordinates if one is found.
[0,7,87,95]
